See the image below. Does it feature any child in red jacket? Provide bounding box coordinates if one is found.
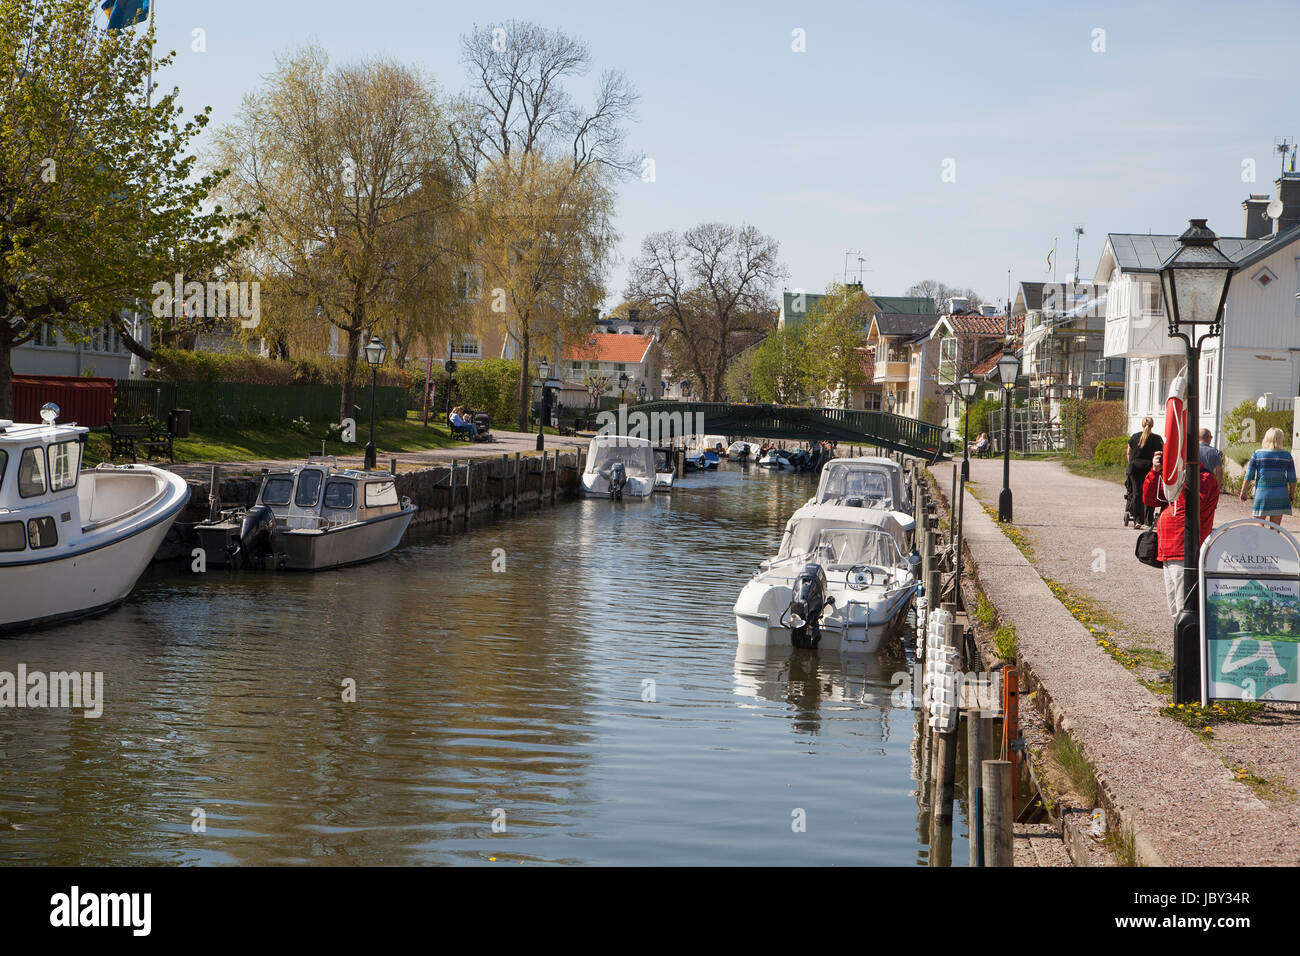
[1143,450,1220,616]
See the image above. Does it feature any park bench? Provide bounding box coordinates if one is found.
[447,413,474,441]
[107,420,175,463]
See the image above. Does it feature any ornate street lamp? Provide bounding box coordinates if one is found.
[958,374,978,481]
[637,382,647,403]
[363,336,387,470]
[1159,219,1235,704]
[536,359,550,452]
[995,345,1019,522]
[618,371,629,402]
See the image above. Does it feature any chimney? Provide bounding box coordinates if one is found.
[1242,194,1271,239]
[1275,174,1300,234]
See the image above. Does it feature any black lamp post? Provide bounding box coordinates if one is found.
[996,346,1019,522]
[619,372,629,402]
[1159,219,1235,705]
[637,382,647,403]
[443,358,457,420]
[536,359,550,452]
[363,336,387,470]
[958,374,978,481]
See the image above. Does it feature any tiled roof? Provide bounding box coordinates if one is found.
[945,314,1011,336]
[564,332,652,364]
[873,313,936,337]
[856,345,875,383]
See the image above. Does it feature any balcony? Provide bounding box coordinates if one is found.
[874,360,909,383]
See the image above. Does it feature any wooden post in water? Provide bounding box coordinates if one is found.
[448,461,458,524]
[513,453,521,512]
[982,760,1014,867]
[539,451,547,508]
[465,460,474,529]
[500,454,508,512]
[551,452,559,504]
[967,705,990,867]
[928,604,962,867]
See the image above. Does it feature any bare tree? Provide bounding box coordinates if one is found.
[905,279,986,314]
[626,223,784,402]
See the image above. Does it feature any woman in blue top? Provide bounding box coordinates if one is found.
[1240,427,1296,525]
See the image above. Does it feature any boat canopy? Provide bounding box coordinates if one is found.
[779,506,909,562]
[584,435,655,479]
[814,457,906,510]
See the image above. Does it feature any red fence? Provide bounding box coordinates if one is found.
[12,375,116,427]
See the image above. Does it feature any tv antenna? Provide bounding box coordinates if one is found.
[1274,136,1295,175]
[1072,225,1085,282]
[842,249,861,285]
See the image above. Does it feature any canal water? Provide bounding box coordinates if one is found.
[0,465,969,865]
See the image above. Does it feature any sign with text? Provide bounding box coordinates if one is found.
[1200,519,1300,704]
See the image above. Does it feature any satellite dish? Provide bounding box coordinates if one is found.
[1267,198,1284,219]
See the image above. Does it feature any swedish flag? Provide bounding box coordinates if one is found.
[101,0,150,31]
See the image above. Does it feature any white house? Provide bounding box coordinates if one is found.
[1099,172,1300,442]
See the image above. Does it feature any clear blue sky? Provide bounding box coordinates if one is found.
[150,0,1300,308]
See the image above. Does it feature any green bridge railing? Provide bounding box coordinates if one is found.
[621,401,950,461]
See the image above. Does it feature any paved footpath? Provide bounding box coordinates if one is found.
[960,457,1299,865]
[168,429,592,480]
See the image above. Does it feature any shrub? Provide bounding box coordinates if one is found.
[418,358,522,426]
[966,398,1000,439]
[150,347,409,388]
[1224,399,1293,446]
[1094,435,1129,466]
[1079,401,1126,459]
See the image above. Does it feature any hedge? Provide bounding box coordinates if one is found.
[1094,435,1129,466]
[150,347,410,389]
[1224,399,1293,446]
[417,358,522,427]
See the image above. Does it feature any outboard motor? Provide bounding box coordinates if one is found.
[226,505,275,569]
[606,461,628,500]
[786,562,833,649]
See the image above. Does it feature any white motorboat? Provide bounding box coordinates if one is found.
[194,458,415,571]
[581,434,656,499]
[0,406,190,632]
[805,456,913,518]
[652,448,675,492]
[734,509,918,653]
[727,441,762,462]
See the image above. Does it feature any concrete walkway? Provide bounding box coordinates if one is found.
[960,457,1298,865]
[168,429,591,480]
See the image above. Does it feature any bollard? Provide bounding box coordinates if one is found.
[983,760,1014,867]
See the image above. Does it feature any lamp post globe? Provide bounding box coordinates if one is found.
[1158,219,1235,704]
[958,374,978,481]
[996,346,1019,522]
[363,336,387,470]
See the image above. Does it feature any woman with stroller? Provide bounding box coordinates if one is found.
[1143,450,1219,617]
[1126,416,1162,528]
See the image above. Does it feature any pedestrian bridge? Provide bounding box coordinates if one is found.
[611,401,950,461]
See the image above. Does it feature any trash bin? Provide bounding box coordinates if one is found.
[168,408,191,438]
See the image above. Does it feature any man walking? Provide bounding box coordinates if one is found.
[1199,428,1224,488]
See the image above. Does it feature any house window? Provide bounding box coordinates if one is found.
[449,337,481,359]
[1203,351,1216,414]
[1140,281,1162,317]
[1254,267,1278,289]
[455,264,483,303]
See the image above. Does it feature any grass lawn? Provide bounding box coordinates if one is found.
[1058,456,1126,485]
[84,414,459,467]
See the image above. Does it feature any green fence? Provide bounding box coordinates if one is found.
[113,380,406,428]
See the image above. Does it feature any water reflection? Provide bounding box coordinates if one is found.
[0,464,943,865]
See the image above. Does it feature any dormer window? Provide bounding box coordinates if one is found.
[17,447,47,498]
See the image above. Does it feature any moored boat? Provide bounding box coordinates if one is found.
[581,434,656,499]
[0,407,190,632]
[195,457,415,571]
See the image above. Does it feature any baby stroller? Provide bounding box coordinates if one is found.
[1123,462,1154,527]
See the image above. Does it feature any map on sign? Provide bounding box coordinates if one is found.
[1200,519,1300,704]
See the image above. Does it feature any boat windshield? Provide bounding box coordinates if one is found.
[585,439,654,478]
[778,526,904,569]
[815,463,895,508]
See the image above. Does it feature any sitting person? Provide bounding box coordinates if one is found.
[970,432,990,457]
[449,405,477,440]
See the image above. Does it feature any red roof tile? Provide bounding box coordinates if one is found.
[564,333,653,364]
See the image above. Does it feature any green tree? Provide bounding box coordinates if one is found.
[0,0,254,416]
[802,282,871,406]
[749,323,810,405]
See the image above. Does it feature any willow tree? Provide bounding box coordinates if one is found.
[453,20,638,430]
[471,153,615,429]
[0,0,253,416]
[211,46,463,421]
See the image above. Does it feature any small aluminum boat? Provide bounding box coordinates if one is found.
[195,458,415,571]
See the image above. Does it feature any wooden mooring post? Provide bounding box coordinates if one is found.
[928,602,962,867]
[499,454,508,512]
[982,760,1014,867]
[967,705,991,867]
[465,460,474,529]
[513,453,521,512]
